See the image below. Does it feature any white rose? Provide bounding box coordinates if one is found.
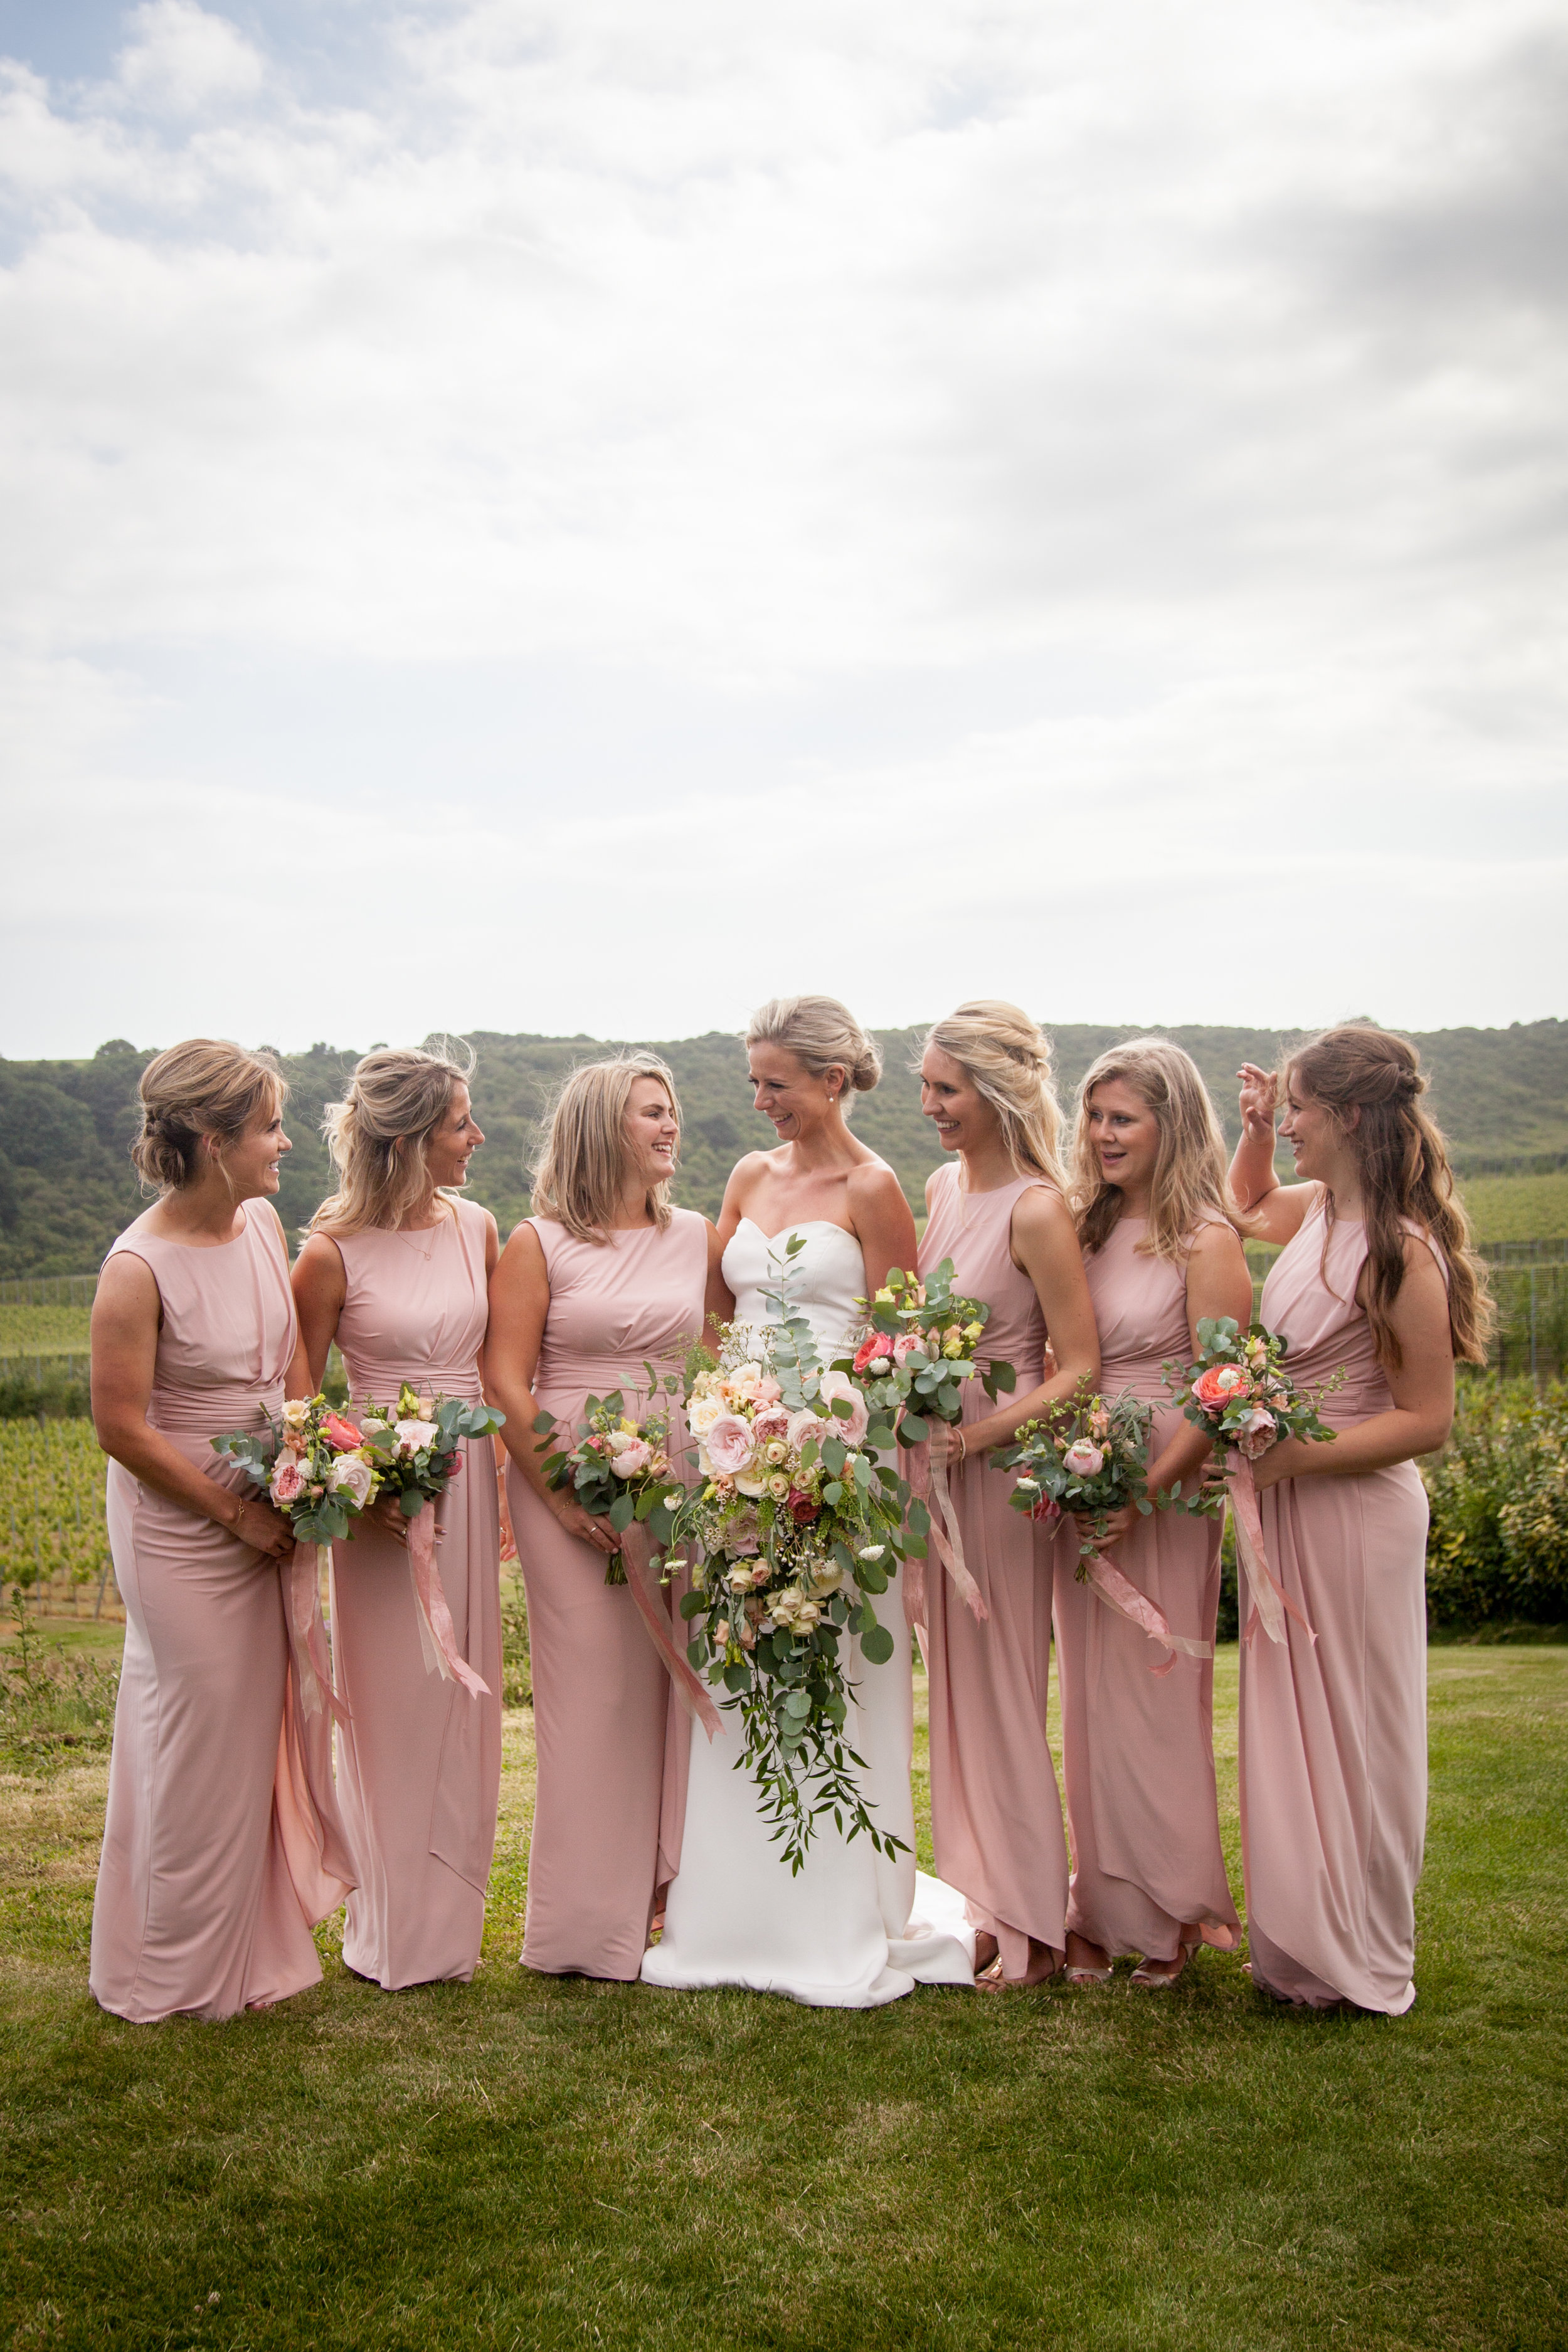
[395,1417,440,1452]
[689,1394,723,1438]
[327,1453,376,1509]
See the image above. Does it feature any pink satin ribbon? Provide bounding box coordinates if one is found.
[620,1521,721,1739]
[1080,1549,1212,1680]
[1227,1449,1317,1649]
[407,1505,492,1700]
[287,1544,351,1727]
[903,1441,990,1629]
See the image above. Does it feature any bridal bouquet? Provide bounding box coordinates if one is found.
[356,1382,507,1698]
[850,1259,1017,1441]
[213,1394,381,1547]
[671,1296,911,1871]
[1160,1316,1340,1647]
[532,1374,686,1584]
[994,1377,1155,1577]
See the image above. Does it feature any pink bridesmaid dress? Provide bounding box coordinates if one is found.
[509,1209,709,1979]
[331,1194,502,1987]
[918,1162,1069,1979]
[1240,1196,1439,2013]
[90,1199,354,2023]
[1053,1217,1240,1962]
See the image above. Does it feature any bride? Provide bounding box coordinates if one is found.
[642,995,976,2006]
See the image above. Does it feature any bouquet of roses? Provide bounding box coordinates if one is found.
[355,1382,507,1697]
[849,1259,1015,1625]
[1161,1317,1340,1646]
[671,1287,913,1870]
[532,1374,686,1586]
[994,1377,1155,1577]
[213,1393,381,1546]
[850,1259,1017,1441]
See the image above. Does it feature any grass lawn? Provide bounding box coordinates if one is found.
[1,1646,1565,2349]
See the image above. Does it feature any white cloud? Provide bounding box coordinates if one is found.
[0,0,1562,1053]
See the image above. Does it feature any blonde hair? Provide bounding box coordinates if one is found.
[745,996,881,1112]
[311,1038,476,1237]
[1285,1024,1493,1370]
[920,1002,1066,1189]
[531,1054,682,1244]
[1073,1037,1232,1263]
[131,1039,286,1195]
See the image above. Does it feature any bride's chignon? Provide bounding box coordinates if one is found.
[745,997,882,1106]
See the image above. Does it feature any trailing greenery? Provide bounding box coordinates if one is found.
[3,1020,1565,1273]
[1423,1377,1568,1631]
[0,1652,1563,2347]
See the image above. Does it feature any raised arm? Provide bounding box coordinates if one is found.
[91,1253,294,1560]
[1229,1064,1317,1246]
[290,1232,348,1396]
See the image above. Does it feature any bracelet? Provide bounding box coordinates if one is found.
[955,1429,967,1466]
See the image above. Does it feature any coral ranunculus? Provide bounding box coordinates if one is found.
[322,1412,364,1452]
[1194,1365,1249,1409]
[854,1334,892,1375]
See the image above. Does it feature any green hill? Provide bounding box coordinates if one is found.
[0,1019,1563,1276]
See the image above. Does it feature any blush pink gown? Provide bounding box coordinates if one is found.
[918,1162,1069,1979]
[509,1209,709,1979]
[1053,1216,1239,1962]
[1240,1195,1439,2013]
[329,1195,502,1988]
[90,1199,354,2023]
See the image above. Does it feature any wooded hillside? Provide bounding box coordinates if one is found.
[1,1019,1562,1274]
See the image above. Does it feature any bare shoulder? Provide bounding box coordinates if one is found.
[294,1229,346,1277]
[725,1148,777,1199]
[500,1217,547,1269]
[1012,1182,1077,1246]
[846,1158,906,1216]
[1187,1218,1248,1271]
[93,1247,160,1315]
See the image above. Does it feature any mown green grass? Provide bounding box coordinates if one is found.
[1,1649,1564,2349]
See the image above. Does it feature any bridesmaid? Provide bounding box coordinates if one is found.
[1055,1039,1249,1988]
[918,1002,1100,1987]
[486,1055,729,1980]
[293,1042,502,1989]
[90,1040,352,2022]
[1229,1024,1490,2012]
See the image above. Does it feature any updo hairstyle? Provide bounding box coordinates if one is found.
[1073,1037,1232,1262]
[1284,1024,1491,1369]
[131,1039,287,1195]
[531,1053,682,1245]
[921,1001,1066,1188]
[312,1038,476,1237]
[745,997,882,1110]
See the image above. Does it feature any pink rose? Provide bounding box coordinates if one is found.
[322,1412,364,1453]
[1062,1439,1104,1478]
[1030,1496,1062,1527]
[704,1414,757,1478]
[814,1372,869,1446]
[610,1437,652,1479]
[854,1334,893,1375]
[789,1490,820,1524]
[270,1458,304,1505]
[893,1332,928,1367]
[755,1377,782,1407]
[751,1407,792,1444]
[1235,1408,1277,1459]
[786,1408,832,1453]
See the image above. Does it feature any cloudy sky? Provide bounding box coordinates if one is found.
[1,0,1563,1058]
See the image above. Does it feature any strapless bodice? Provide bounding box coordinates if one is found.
[720,1218,867,1359]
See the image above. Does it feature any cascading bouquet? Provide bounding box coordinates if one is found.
[356,1382,507,1698]
[670,1247,913,1870]
[993,1377,1211,1677]
[1161,1316,1340,1646]
[850,1260,1015,1624]
[212,1395,381,1719]
[532,1374,686,1586]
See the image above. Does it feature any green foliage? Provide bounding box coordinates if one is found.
[0,1594,120,1772]
[1423,1376,1568,1629]
[1465,1172,1568,1242]
[3,1019,1566,1272]
[0,1362,92,1421]
[499,1574,531,1708]
[0,1418,110,1586]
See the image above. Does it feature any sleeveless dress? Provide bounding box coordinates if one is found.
[642,1218,975,2007]
[1053,1215,1239,1961]
[330,1194,502,1988]
[918,1163,1069,1979]
[90,1199,354,2023]
[1240,1195,1440,2013]
[510,1208,710,1979]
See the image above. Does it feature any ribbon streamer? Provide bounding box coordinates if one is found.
[620,1521,721,1739]
[1227,1449,1317,1649]
[1081,1549,1212,1680]
[904,1441,990,1626]
[407,1505,492,1700]
[287,1543,351,1727]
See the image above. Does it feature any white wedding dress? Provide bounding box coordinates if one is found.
[641,1219,975,2006]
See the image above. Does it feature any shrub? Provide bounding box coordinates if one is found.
[1423,1375,1568,1628]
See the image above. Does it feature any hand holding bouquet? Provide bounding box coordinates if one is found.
[1162,1316,1340,1646]
[213,1394,381,1547]
[994,1377,1154,1579]
[532,1376,686,1586]
[356,1382,507,1698]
